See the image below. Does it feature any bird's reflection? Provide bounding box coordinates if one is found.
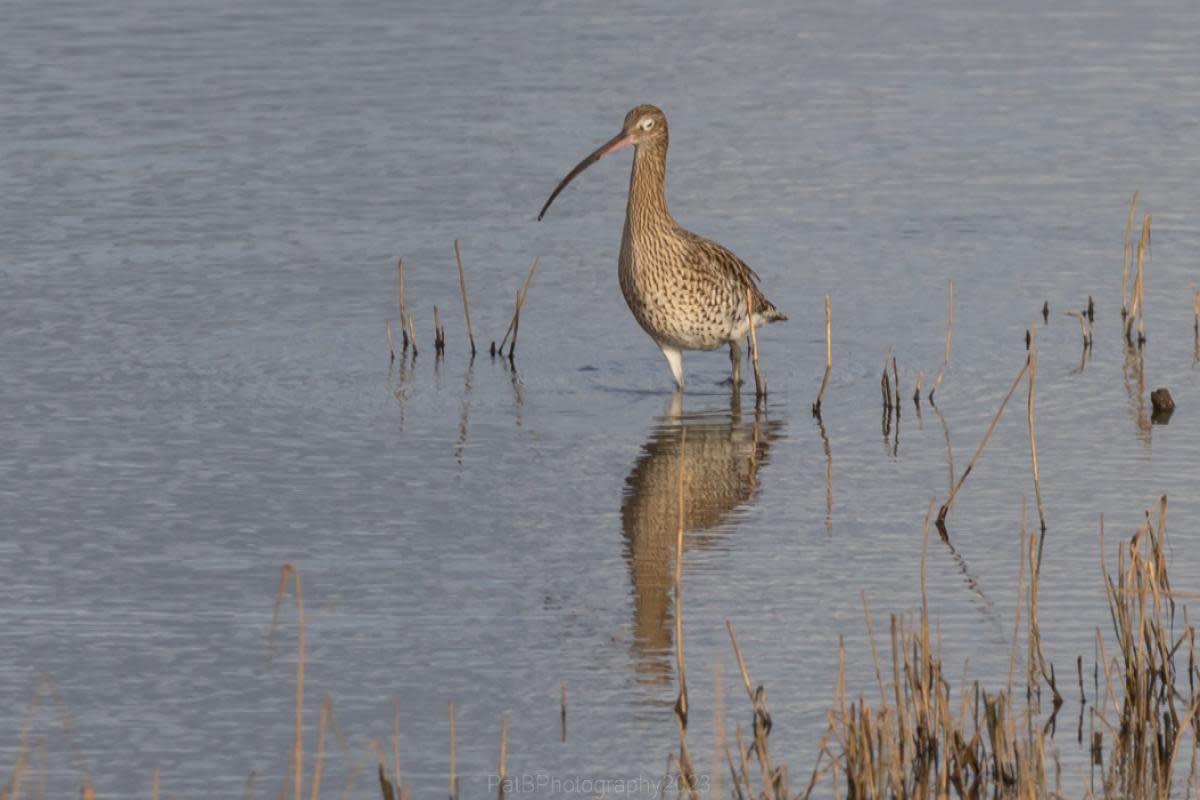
[620,391,783,686]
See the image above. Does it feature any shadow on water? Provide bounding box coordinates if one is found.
[619,390,783,686]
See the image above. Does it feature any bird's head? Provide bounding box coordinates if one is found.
[537,104,668,221]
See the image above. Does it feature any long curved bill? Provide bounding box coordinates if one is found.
[537,130,631,221]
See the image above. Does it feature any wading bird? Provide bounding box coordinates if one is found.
[538,104,786,389]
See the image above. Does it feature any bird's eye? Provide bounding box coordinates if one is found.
[641,118,655,130]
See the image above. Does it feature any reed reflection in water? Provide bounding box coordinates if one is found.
[620,391,782,685]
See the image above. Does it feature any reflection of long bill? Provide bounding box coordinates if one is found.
[537,130,631,221]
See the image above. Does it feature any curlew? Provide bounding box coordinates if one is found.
[538,104,786,389]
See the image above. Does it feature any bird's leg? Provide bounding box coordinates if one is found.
[728,339,743,387]
[659,343,685,389]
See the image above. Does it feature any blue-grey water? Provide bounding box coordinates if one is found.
[3,0,1200,796]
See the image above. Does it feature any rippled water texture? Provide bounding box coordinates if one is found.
[3,0,1200,795]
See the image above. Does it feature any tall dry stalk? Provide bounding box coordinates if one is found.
[929,279,953,402]
[397,258,409,350]
[813,294,831,415]
[938,358,1029,529]
[496,718,508,800]
[1027,351,1047,534]
[453,240,476,356]
[1126,216,1150,345]
[498,257,539,358]
[1122,191,1139,318]
[270,563,305,800]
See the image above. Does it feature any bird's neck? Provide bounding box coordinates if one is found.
[625,142,673,233]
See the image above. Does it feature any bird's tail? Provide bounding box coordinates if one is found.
[758,301,787,323]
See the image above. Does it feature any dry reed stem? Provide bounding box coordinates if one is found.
[433,306,444,353]
[937,358,1029,528]
[498,257,539,356]
[891,354,900,419]
[880,353,893,411]
[447,701,457,800]
[391,702,402,800]
[726,620,776,799]
[1123,191,1139,317]
[913,370,924,409]
[497,719,508,800]
[386,320,394,363]
[270,563,305,800]
[453,240,476,356]
[152,769,160,800]
[1027,351,1047,534]
[813,294,831,414]
[1137,215,1150,344]
[1127,216,1150,344]
[397,258,409,349]
[560,684,566,743]
[930,279,953,401]
[406,315,418,357]
[1066,311,1092,348]
[308,697,331,800]
[745,288,765,400]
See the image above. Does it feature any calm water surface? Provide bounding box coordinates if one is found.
[3,0,1200,795]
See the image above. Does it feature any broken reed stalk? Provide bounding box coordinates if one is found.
[930,279,953,402]
[448,701,457,800]
[386,320,395,363]
[1066,311,1092,348]
[406,315,418,357]
[726,620,778,799]
[398,258,409,349]
[937,358,1029,527]
[745,287,765,400]
[269,563,306,800]
[1193,285,1199,333]
[433,306,445,354]
[560,683,567,742]
[1122,191,1139,319]
[891,354,900,419]
[673,429,699,798]
[1126,215,1150,345]
[1137,215,1150,345]
[498,257,539,357]
[913,370,924,409]
[813,293,831,415]
[453,240,476,356]
[1027,351,1047,534]
[497,718,508,800]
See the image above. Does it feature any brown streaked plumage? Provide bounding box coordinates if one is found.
[538,104,786,388]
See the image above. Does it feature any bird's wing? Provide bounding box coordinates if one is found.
[678,230,763,290]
